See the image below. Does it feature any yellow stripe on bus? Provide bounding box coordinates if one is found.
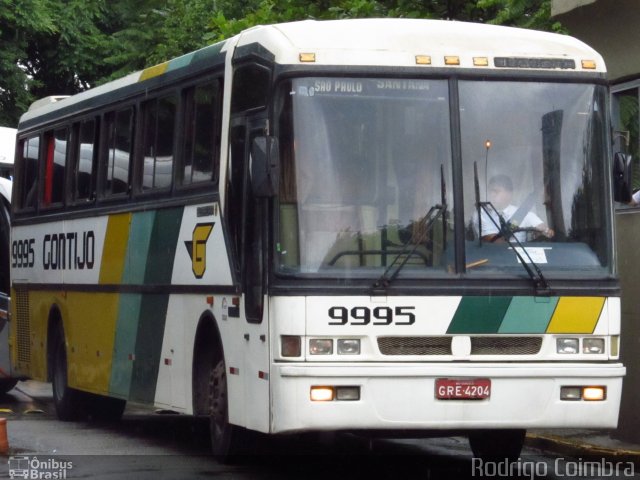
[545,297,605,334]
[99,213,131,285]
[65,292,119,394]
[139,62,169,82]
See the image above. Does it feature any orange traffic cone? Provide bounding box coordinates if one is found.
[0,418,8,454]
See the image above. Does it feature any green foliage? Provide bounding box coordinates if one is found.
[477,0,564,32]
[0,0,56,126]
[0,0,562,127]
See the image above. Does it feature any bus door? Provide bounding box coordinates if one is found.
[227,60,272,433]
[242,119,270,433]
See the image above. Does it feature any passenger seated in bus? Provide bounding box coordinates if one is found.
[473,174,554,243]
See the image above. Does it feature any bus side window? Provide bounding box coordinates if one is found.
[103,107,134,197]
[17,136,40,211]
[231,64,270,114]
[73,118,98,203]
[41,127,68,209]
[227,125,247,272]
[141,94,177,191]
[181,80,222,186]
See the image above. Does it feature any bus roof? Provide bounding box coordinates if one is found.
[247,18,605,70]
[19,19,605,129]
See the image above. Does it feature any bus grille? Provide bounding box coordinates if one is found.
[471,336,542,355]
[377,336,542,356]
[378,337,452,355]
[14,286,31,364]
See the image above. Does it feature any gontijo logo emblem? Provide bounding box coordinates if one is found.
[184,223,214,278]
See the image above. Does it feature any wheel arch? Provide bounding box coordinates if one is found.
[192,311,224,415]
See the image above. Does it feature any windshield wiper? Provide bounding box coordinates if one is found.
[373,204,444,290]
[373,164,447,291]
[478,201,550,295]
[473,161,549,295]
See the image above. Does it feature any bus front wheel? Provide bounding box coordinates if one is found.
[51,326,84,421]
[208,358,246,461]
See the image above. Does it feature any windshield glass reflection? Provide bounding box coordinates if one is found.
[460,81,611,277]
[277,77,453,277]
[275,78,612,280]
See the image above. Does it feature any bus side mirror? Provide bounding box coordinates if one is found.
[250,136,280,197]
[613,152,633,203]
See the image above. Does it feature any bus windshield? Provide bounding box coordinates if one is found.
[276,77,611,280]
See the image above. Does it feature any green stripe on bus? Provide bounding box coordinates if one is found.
[129,207,184,403]
[122,211,155,284]
[498,296,558,333]
[167,54,192,72]
[191,41,226,65]
[144,207,184,285]
[447,296,512,334]
[109,211,156,397]
[109,294,142,397]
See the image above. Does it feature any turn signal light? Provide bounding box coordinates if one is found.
[583,386,606,401]
[310,386,360,401]
[281,336,301,357]
[310,386,334,401]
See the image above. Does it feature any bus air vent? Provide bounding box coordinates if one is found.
[470,336,542,355]
[14,286,31,364]
[378,336,452,356]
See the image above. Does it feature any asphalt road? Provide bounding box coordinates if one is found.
[0,381,637,479]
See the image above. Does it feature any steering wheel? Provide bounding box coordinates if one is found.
[511,226,551,242]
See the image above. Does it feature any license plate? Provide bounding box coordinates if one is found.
[435,378,491,400]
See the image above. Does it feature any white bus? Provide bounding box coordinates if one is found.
[10,19,626,459]
[0,127,16,393]
[0,126,16,179]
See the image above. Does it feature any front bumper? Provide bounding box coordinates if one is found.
[270,362,625,434]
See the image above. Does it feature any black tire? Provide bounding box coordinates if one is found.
[0,378,17,394]
[469,429,526,460]
[209,358,246,462]
[51,325,84,421]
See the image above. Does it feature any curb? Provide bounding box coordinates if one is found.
[526,432,640,460]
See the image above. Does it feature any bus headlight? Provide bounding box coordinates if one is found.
[583,338,605,354]
[337,339,360,355]
[309,339,333,355]
[310,386,334,401]
[557,338,579,354]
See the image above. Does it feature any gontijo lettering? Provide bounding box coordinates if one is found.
[43,231,95,270]
[12,232,97,270]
